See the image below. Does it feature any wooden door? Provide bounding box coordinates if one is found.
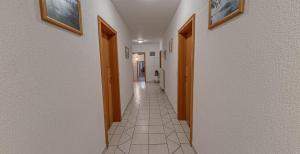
[177,14,195,143]
[185,32,193,127]
[98,17,121,146]
[101,33,114,127]
[107,67,113,127]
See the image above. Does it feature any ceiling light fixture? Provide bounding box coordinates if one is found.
[137,40,144,44]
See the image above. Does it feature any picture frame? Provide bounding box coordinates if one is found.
[125,46,130,59]
[208,0,244,29]
[150,51,156,56]
[169,38,173,53]
[164,50,167,60]
[40,0,83,35]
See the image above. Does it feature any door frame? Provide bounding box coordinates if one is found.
[177,14,195,144]
[97,16,121,146]
[133,52,146,82]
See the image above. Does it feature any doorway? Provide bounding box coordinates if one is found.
[137,61,145,81]
[132,52,146,82]
[177,14,195,144]
[98,16,121,146]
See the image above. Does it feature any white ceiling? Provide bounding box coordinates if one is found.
[111,0,181,43]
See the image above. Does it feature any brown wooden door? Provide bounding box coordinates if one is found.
[107,67,113,127]
[185,32,193,127]
[98,17,122,146]
[177,15,195,143]
[101,33,114,128]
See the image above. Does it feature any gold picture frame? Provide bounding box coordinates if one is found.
[125,46,130,59]
[169,38,173,53]
[40,0,83,35]
[208,0,244,29]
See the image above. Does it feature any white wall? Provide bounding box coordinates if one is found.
[0,0,133,154]
[163,0,300,153]
[132,43,160,82]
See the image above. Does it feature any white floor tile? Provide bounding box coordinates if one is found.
[174,125,184,133]
[134,126,149,134]
[149,125,164,134]
[149,134,166,144]
[177,133,189,144]
[114,126,125,134]
[149,119,163,125]
[132,134,148,145]
[149,144,169,154]
[181,144,196,154]
[110,134,121,146]
[136,119,149,126]
[167,140,180,153]
[129,145,148,154]
[105,146,117,154]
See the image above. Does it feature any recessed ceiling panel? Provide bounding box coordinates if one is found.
[112,0,181,43]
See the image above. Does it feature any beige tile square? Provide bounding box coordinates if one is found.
[109,134,121,146]
[136,119,149,126]
[149,119,163,125]
[149,125,164,134]
[132,134,148,145]
[174,125,184,133]
[171,118,181,125]
[167,132,180,144]
[177,133,189,144]
[114,126,125,134]
[118,139,131,153]
[104,146,117,154]
[119,133,131,145]
[137,114,149,120]
[149,144,169,154]
[173,147,184,154]
[181,144,196,154]
[150,113,161,119]
[114,148,124,154]
[134,126,149,134]
[167,140,180,153]
[150,109,161,114]
[182,124,190,133]
[129,145,148,154]
[149,134,166,144]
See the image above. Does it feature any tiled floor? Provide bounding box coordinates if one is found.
[105,82,196,154]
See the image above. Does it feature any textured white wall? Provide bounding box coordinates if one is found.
[163,0,300,153]
[132,43,160,82]
[0,0,133,154]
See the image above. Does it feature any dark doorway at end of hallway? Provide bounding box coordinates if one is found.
[137,61,145,81]
[132,52,146,82]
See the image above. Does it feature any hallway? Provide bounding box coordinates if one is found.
[1,0,299,154]
[105,82,195,154]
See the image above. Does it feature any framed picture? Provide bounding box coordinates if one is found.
[169,38,173,53]
[40,0,83,35]
[164,50,167,60]
[150,52,156,56]
[125,46,130,59]
[208,0,244,29]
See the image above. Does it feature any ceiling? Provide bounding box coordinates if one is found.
[111,0,181,43]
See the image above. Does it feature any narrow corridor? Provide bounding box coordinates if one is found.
[105,82,196,154]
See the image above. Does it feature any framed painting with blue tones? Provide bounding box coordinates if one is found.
[208,0,244,29]
[40,0,83,35]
